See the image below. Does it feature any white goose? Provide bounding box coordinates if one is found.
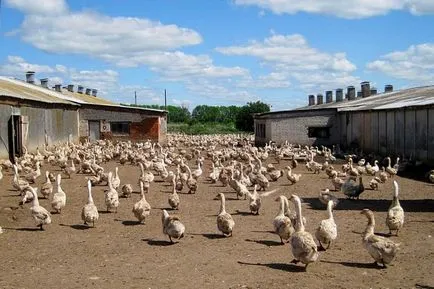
[386,181,405,236]
[162,209,185,243]
[112,167,121,190]
[215,193,235,237]
[28,186,51,230]
[168,178,180,210]
[105,172,119,213]
[132,181,151,223]
[315,200,337,250]
[51,174,66,214]
[361,209,399,268]
[273,195,294,244]
[81,180,99,227]
[40,170,53,199]
[289,194,319,270]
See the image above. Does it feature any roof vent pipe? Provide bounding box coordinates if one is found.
[308,94,315,106]
[77,85,84,94]
[40,78,48,88]
[67,84,74,92]
[26,71,35,84]
[54,84,61,92]
[316,93,323,105]
[85,88,92,95]
[325,90,333,103]
[361,81,371,98]
[347,86,356,100]
[335,88,343,102]
[385,84,393,93]
[91,89,98,97]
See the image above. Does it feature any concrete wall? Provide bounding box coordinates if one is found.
[339,106,434,163]
[79,107,166,143]
[255,109,340,146]
[0,104,78,159]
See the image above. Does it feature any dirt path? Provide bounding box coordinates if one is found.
[1,156,433,289]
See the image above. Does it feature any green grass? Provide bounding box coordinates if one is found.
[168,122,243,135]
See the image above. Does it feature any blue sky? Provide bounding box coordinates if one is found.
[1,0,433,111]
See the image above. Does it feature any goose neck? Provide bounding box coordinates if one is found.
[363,214,375,237]
[219,195,226,214]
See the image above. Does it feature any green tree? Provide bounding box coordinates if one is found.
[235,101,270,132]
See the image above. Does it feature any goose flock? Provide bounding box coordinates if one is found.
[0,134,413,272]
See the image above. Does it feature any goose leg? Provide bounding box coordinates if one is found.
[280,237,284,244]
[39,224,44,231]
[169,236,173,243]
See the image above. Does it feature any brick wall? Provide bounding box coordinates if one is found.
[254,109,340,146]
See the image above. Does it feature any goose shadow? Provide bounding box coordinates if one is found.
[97,210,113,214]
[321,260,385,269]
[142,238,175,246]
[245,238,283,247]
[233,210,254,216]
[301,197,434,212]
[190,233,227,239]
[237,261,305,272]
[251,230,276,234]
[3,226,42,231]
[351,230,393,237]
[114,219,142,226]
[415,284,434,289]
[59,223,91,230]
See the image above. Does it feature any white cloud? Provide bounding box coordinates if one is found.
[366,43,434,84]
[5,0,68,15]
[0,55,64,75]
[217,34,356,73]
[233,0,434,18]
[217,33,359,93]
[6,2,248,82]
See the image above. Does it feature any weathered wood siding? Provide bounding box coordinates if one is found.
[339,106,433,163]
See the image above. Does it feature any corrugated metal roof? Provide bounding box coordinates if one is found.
[0,77,78,105]
[0,76,166,113]
[257,85,434,117]
[297,85,434,112]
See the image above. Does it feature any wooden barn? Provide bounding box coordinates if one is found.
[0,72,167,161]
[254,83,434,164]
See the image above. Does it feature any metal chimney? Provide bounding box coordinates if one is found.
[361,81,371,98]
[370,88,377,95]
[317,93,324,105]
[85,88,92,95]
[325,90,333,103]
[67,84,74,92]
[26,71,35,84]
[357,91,362,98]
[385,84,393,93]
[91,89,98,97]
[77,85,84,94]
[336,88,343,102]
[308,94,315,106]
[54,84,61,92]
[347,86,356,100]
[40,78,49,88]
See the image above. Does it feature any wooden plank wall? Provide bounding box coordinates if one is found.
[339,106,433,163]
[428,108,434,163]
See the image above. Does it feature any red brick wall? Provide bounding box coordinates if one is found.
[130,117,159,141]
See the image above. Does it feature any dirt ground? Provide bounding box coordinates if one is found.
[0,154,433,289]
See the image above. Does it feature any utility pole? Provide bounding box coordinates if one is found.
[134,91,137,106]
[164,89,167,110]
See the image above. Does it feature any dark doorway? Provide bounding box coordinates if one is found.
[8,115,22,162]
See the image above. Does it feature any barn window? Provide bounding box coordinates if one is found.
[308,127,330,138]
[111,122,130,135]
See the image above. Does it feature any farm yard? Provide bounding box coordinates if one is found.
[0,134,433,289]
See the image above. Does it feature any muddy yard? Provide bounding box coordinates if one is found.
[0,156,433,289]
